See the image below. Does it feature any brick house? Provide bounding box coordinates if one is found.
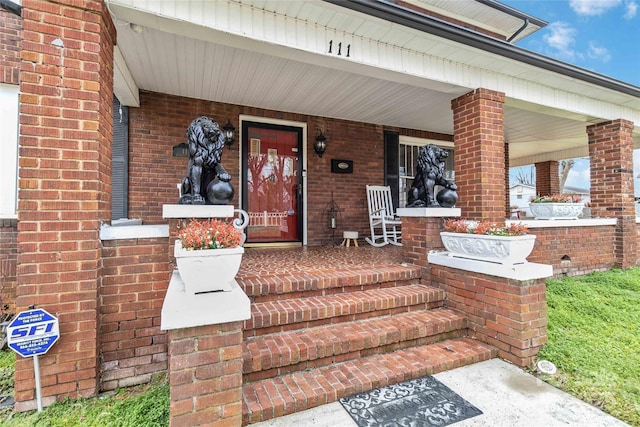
[0,0,638,422]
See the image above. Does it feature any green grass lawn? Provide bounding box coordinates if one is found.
[0,267,638,425]
[537,267,640,426]
[0,373,169,427]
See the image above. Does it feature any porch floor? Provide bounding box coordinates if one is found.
[237,244,406,280]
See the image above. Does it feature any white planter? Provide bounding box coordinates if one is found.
[174,240,244,294]
[529,203,583,220]
[440,232,536,266]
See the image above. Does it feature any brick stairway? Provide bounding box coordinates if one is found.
[236,247,497,425]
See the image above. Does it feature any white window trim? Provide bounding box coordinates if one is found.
[0,83,19,219]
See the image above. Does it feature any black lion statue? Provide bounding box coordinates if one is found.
[407,144,458,208]
[179,116,234,205]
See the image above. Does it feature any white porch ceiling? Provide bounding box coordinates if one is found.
[107,0,639,165]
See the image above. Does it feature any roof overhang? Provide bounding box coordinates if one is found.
[106,0,639,166]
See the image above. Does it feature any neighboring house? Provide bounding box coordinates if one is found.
[509,183,535,216]
[0,0,638,416]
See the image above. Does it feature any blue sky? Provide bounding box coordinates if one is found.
[502,0,640,86]
[503,0,640,195]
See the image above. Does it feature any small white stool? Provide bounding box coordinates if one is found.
[341,231,359,247]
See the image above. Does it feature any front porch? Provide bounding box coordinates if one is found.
[2,0,639,423]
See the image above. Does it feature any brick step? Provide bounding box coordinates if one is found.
[243,308,468,382]
[242,337,497,425]
[237,264,422,303]
[243,284,445,337]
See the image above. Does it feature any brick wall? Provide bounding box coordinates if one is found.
[0,6,21,316]
[0,219,17,314]
[0,8,20,85]
[100,236,171,391]
[527,225,616,276]
[168,322,244,426]
[15,0,115,410]
[128,90,450,246]
[430,264,547,367]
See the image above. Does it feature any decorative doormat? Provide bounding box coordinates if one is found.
[339,376,482,427]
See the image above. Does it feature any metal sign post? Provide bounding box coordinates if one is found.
[6,308,60,412]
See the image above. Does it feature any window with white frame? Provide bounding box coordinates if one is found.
[398,136,454,208]
[0,84,19,218]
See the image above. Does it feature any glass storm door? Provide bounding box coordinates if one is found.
[242,122,303,244]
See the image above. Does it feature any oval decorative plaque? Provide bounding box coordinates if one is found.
[331,159,354,174]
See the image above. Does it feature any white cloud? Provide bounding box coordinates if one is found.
[625,1,638,18]
[569,0,621,16]
[543,22,582,61]
[587,41,612,62]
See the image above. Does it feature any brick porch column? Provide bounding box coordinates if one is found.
[398,208,459,277]
[168,322,244,427]
[587,119,636,269]
[451,88,506,223]
[535,161,560,197]
[15,0,115,410]
[162,205,250,427]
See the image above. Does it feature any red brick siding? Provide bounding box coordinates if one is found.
[14,0,115,410]
[451,89,506,223]
[168,322,244,427]
[402,216,445,274]
[0,8,20,85]
[100,237,171,391]
[128,91,451,246]
[527,225,616,276]
[430,264,547,367]
[0,8,21,316]
[0,219,18,313]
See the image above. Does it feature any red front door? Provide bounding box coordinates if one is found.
[242,122,303,244]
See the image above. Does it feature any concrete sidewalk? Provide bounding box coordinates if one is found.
[251,359,628,426]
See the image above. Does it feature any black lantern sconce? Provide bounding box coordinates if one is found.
[223,119,236,146]
[314,131,327,157]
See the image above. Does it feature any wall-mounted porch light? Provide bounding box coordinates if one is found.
[314,131,327,157]
[223,119,236,146]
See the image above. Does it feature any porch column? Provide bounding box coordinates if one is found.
[587,119,636,269]
[451,88,506,223]
[535,161,560,197]
[15,0,115,410]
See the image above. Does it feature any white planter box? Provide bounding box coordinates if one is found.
[174,240,244,294]
[440,232,536,266]
[529,203,583,220]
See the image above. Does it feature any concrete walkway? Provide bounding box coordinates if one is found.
[251,359,628,426]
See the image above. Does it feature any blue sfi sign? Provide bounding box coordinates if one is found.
[7,309,60,357]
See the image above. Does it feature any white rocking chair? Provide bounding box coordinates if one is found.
[365,185,402,247]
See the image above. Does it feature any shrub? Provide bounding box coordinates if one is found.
[178,218,243,250]
[442,218,529,236]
